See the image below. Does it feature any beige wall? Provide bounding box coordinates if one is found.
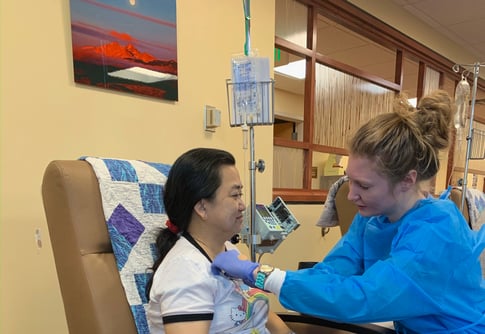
[2,1,484,333]
[0,1,310,333]
[0,1,335,333]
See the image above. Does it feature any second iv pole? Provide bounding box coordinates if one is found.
[453,62,484,212]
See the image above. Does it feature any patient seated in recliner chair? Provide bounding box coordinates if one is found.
[145,148,291,334]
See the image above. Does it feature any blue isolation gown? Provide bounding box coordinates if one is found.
[279,198,485,333]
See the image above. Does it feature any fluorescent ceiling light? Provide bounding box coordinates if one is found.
[274,59,306,79]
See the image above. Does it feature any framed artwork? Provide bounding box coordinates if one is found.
[69,0,178,101]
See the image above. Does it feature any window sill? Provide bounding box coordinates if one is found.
[273,188,327,204]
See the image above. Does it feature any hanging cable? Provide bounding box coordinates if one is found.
[242,0,251,56]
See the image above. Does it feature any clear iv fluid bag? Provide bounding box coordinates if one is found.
[454,79,470,129]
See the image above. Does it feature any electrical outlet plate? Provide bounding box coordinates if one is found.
[204,105,221,132]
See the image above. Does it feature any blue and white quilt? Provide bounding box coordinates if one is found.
[83,157,171,334]
[442,186,485,277]
[465,188,485,232]
[465,188,485,277]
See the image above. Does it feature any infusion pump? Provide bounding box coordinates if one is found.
[239,197,300,254]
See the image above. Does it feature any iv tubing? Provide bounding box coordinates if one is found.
[243,0,251,56]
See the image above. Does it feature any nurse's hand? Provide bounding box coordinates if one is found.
[211,250,259,286]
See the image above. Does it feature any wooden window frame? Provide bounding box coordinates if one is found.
[273,0,485,203]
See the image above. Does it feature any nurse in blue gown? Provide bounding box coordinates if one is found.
[212,90,485,333]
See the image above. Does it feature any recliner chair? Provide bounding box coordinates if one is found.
[334,181,358,235]
[448,187,471,227]
[42,159,394,334]
[42,160,138,334]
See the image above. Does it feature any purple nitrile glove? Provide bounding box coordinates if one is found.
[211,249,259,286]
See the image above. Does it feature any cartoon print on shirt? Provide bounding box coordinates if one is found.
[229,281,269,330]
[230,305,247,326]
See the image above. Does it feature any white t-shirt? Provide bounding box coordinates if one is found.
[147,236,271,334]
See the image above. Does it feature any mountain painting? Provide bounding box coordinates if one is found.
[69,0,178,101]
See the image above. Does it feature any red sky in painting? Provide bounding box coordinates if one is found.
[69,0,178,101]
[110,31,133,42]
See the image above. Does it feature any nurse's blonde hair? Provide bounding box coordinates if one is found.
[349,90,454,185]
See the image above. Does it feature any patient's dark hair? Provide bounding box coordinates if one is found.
[146,147,236,297]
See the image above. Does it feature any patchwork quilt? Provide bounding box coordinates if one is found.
[465,188,485,232]
[465,188,485,277]
[441,186,485,277]
[83,157,171,334]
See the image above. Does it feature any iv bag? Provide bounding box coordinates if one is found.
[454,78,470,129]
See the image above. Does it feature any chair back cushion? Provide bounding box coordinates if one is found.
[42,160,138,334]
[334,181,358,235]
[83,157,170,333]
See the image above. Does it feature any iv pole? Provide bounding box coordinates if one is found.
[248,126,266,262]
[227,0,277,262]
[243,0,265,262]
[453,62,483,212]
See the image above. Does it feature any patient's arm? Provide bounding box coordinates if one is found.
[164,320,211,334]
[164,313,292,334]
[266,311,294,334]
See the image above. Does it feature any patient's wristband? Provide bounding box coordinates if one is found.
[255,264,274,290]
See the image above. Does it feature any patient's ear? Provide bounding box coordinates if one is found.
[194,200,207,219]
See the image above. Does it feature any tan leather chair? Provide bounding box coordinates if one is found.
[448,187,471,227]
[334,181,358,235]
[42,160,138,334]
[42,159,394,334]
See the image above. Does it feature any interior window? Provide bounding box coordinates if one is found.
[273,0,475,202]
[274,49,305,142]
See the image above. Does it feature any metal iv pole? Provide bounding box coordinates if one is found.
[453,62,484,212]
[226,0,273,262]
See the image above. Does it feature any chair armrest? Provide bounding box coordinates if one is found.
[278,313,395,334]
